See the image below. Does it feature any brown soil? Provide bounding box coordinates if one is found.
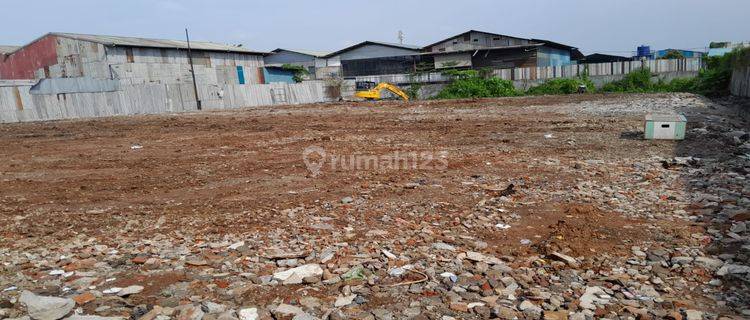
[0,94,703,308]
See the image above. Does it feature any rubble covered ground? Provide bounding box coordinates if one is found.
[0,93,749,320]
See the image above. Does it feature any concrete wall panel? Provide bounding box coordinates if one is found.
[0,81,335,123]
[731,66,750,97]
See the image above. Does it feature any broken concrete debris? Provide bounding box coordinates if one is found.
[272,264,323,285]
[18,291,75,320]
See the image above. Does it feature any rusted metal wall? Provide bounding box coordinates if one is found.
[0,35,58,79]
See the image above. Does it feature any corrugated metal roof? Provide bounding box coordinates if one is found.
[530,38,578,50]
[322,41,422,58]
[50,32,266,54]
[419,44,543,56]
[0,45,20,54]
[273,48,331,58]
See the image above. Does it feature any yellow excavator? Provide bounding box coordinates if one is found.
[355,81,409,101]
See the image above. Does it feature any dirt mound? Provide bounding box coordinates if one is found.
[534,205,647,257]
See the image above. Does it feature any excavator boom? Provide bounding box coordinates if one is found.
[355,82,409,101]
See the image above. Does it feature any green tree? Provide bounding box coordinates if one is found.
[435,71,517,99]
[660,50,685,60]
[281,64,309,83]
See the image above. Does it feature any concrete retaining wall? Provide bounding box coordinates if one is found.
[0,81,335,123]
[354,58,703,85]
[30,77,121,94]
[408,71,700,99]
[513,71,699,91]
[731,66,750,97]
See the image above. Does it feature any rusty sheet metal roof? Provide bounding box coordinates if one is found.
[51,32,266,54]
[0,45,20,54]
[272,48,331,58]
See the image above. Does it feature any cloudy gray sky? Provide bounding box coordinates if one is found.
[2,0,748,55]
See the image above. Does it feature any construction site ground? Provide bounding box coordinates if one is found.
[1,93,749,320]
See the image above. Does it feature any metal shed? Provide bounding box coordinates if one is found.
[644,114,687,140]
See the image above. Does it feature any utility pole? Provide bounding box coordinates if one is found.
[398,30,404,45]
[185,28,201,110]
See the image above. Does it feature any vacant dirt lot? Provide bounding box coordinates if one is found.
[1,93,748,319]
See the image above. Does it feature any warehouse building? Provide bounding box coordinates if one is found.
[338,30,583,77]
[423,30,583,69]
[653,48,704,59]
[708,42,750,57]
[321,41,422,78]
[264,48,329,79]
[265,48,329,68]
[0,33,267,85]
[341,54,434,78]
[423,30,534,53]
[264,48,332,82]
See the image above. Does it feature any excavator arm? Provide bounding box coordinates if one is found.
[375,83,409,101]
[355,82,409,101]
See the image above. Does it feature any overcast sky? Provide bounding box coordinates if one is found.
[2,0,748,55]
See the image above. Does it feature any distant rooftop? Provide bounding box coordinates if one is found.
[0,45,20,54]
